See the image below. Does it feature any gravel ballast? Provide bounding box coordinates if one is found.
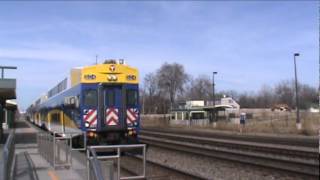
[145,146,316,180]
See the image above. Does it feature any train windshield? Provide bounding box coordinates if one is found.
[84,89,97,106]
[126,89,138,106]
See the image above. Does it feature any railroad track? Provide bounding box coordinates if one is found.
[121,154,205,180]
[141,127,318,147]
[140,129,319,178]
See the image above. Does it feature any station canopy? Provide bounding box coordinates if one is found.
[0,78,16,102]
[202,105,234,111]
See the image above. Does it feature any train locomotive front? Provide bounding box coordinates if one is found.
[27,60,140,144]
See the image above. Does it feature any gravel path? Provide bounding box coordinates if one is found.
[145,146,316,180]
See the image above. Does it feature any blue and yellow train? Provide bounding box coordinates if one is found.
[27,60,140,144]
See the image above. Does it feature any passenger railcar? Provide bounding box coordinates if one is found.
[26,60,140,144]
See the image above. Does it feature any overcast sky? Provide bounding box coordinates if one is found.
[0,1,318,110]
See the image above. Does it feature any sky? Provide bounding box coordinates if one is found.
[0,1,318,110]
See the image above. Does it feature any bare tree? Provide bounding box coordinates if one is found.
[256,84,274,108]
[185,75,212,100]
[218,90,239,101]
[238,92,257,108]
[299,84,318,109]
[143,73,160,113]
[157,62,189,109]
[237,80,317,109]
[274,80,295,108]
[144,73,158,98]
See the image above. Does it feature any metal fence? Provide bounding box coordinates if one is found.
[87,147,109,180]
[170,119,210,127]
[87,144,146,180]
[0,130,15,180]
[37,131,86,169]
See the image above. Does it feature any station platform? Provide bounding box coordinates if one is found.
[13,120,87,180]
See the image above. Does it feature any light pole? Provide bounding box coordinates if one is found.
[293,53,301,130]
[212,72,218,127]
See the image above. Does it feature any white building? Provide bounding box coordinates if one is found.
[221,97,240,110]
[170,97,240,121]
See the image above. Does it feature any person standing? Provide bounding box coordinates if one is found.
[240,113,246,133]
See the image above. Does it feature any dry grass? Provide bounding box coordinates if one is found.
[141,112,320,136]
[140,114,170,128]
[300,113,320,135]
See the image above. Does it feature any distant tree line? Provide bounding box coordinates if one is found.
[141,62,318,114]
[236,81,318,109]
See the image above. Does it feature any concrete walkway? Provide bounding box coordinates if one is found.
[13,119,87,180]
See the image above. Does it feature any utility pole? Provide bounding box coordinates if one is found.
[95,55,98,64]
[293,53,301,130]
[212,72,218,127]
[318,0,320,115]
[142,89,145,114]
[0,66,17,79]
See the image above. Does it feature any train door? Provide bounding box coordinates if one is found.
[102,86,124,129]
[82,88,98,130]
[125,86,139,128]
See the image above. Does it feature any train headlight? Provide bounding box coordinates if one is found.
[112,75,117,81]
[85,121,90,128]
[107,75,118,81]
[107,75,112,81]
[134,122,138,126]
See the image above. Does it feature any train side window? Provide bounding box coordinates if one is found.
[84,89,97,106]
[126,89,138,106]
[72,110,81,126]
[51,113,60,123]
[106,90,115,106]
